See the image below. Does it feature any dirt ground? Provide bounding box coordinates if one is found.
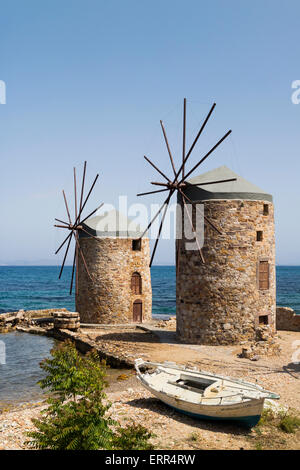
[84,324,300,411]
[0,325,299,450]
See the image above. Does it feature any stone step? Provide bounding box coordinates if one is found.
[53,311,79,319]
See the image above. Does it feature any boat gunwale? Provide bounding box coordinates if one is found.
[137,376,265,411]
[135,359,279,402]
[136,374,264,407]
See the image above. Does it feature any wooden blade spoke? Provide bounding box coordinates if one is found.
[182,98,186,179]
[144,156,171,183]
[79,161,87,214]
[75,174,99,225]
[174,102,216,183]
[150,182,169,187]
[182,191,222,235]
[139,189,174,240]
[59,232,73,279]
[80,226,102,242]
[180,190,205,263]
[137,188,169,197]
[185,178,237,187]
[62,190,72,224]
[185,102,216,162]
[180,129,232,183]
[74,234,92,281]
[79,202,104,226]
[75,233,79,295]
[55,232,72,255]
[74,167,78,221]
[160,120,177,178]
[149,198,170,267]
[55,218,70,226]
[70,244,76,295]
[203,214,222,235]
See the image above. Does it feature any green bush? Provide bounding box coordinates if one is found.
[278,414,300,434]
[26,341,153,450]
[257,408,276,427]
[113,423,154,450]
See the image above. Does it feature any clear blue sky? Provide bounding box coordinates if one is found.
[0,0,299,265]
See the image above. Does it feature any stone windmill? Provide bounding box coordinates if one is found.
[55,162,152,324]
[138,99,275,345]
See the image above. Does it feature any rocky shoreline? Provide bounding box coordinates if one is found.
[0,308,291,368]
[0,308,299,450]
[0,368,299,450]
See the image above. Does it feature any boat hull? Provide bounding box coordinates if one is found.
[138,378,264,428]
[166,404,261,428]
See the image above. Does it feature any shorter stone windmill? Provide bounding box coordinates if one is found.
[54,161,103,294]
[137,98,236,266]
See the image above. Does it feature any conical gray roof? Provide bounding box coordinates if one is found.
[80,209,146,239]
[185,166,272,202]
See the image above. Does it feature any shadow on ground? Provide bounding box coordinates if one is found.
[94,331,160,344]
[282,362,300,379]
[126,396,251,437]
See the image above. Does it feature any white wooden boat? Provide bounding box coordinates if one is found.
[135,359,280,427]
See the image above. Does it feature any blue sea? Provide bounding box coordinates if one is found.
[0,265,299,408]
[0,265,300,315]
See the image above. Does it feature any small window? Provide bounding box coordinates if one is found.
[256,231,263,242]
[258,261,269,290]
[131,272,142,294]
[132,239,141,251]
[263,204,269,216]
[259,315,269,325]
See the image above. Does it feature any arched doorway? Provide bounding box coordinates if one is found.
[131,272,142,294]
[133,299,142,323]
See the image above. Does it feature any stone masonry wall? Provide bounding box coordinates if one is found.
[76,237,152,324]
[176,199,276,345]
[276,307,300,332]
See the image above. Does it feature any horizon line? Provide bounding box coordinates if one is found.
[0,264,300,267]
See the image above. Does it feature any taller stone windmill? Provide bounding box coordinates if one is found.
[138,99,275,345]
[176,165,275,345]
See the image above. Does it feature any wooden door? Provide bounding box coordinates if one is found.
[133,300,142,323]
[258,261,269,290]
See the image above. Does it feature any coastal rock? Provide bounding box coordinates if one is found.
[276,306,300,332]
[241,347,252,359]
[155,318,176,329]
[239,325,281,360]
[53,312,80,331]
[255,325,273,342]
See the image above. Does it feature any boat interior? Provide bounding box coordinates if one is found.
[136,362,276,404]
[143,368,246,404]
[169,374,219,396]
